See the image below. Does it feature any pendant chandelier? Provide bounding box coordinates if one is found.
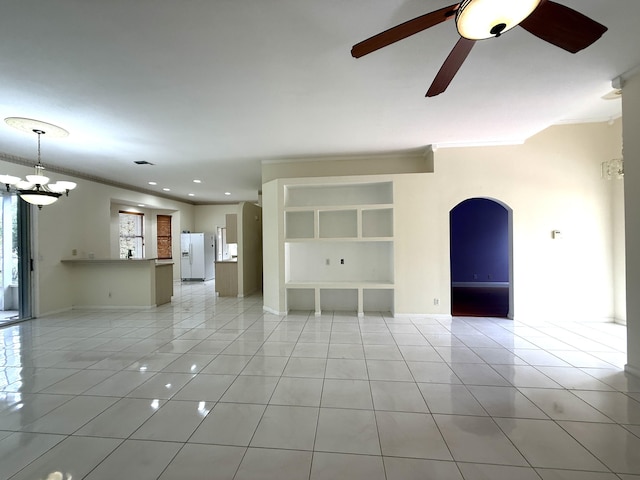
[1,118,77,208]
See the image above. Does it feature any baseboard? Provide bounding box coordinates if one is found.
[72,305,156,311]
[37,306,73,318]
[393,313,453,320]
[263,305,286,316]
[625,364,640,379]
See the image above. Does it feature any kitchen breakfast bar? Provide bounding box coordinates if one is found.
[61,258,173,308]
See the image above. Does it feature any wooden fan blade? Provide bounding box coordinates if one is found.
[426,37,475,97]
[519,0,607,54]
[351,3,460,58]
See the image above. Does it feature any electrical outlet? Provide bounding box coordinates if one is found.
[473,273,478,280]
[433,298,439,306]
[325,258,330,265]
[340,259,344,265]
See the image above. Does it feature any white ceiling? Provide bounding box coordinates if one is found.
[0,0,636,204]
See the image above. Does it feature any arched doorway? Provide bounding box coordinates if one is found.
[450,198,513,318]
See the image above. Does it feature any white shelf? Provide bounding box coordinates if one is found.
[286,241,393,284]
[286,283,394,316]
[280,179,395,316]
[284,205,393,241]
[284,203,393,212]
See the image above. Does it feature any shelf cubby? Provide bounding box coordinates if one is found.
[286,241,393,284]
[285,211,315,239]
[363,288,394,314]
[286,288,315,311]
[285,181,393,207]
[319,210,357,238]
[320,288,358,312]
[362,208,393,238]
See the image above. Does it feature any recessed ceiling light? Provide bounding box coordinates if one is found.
[188,193,195,197]
[4,117,69,137]
[138,204,145,207]
[162,188,170,192]
[224,192,231,196]
[148,181,157,185]
[193,179,202,183]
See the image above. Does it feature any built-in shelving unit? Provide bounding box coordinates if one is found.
[282,180,394,316]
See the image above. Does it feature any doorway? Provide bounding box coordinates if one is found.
[450,198,513,318]
[0,194,31,326]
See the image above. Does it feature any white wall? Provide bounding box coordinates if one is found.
[611,160,627,324]
[263,121,623,321]
[262,180,284,314]
[622,71,640,376]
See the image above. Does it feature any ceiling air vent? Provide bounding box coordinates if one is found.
[134,160,155,165]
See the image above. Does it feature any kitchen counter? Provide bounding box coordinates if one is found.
[61,258,174,307]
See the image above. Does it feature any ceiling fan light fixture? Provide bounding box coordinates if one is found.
[456,0,542,40]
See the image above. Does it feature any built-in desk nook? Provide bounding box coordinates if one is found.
[61,258,173,308]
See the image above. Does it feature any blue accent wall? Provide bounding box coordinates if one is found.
[450,198,509,283]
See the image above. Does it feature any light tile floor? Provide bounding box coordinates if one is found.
[1,281,639,479]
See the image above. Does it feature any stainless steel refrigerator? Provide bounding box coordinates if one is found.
[180,232,215,280]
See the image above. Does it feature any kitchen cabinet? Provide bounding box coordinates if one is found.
[215,261,238,297]
[225,214,237,243]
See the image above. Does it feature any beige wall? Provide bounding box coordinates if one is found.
[0,157,195,316]
[194,204,238,233]
[262,149,433,184]
[436,122,621,321]
[622,71,640,376]
[263,121,624,321]
[238,202,262,297]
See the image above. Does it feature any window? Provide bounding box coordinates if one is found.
[157,215,172,260]
[119,211,144,259]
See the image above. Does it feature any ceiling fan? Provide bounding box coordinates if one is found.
[351,0,607,97]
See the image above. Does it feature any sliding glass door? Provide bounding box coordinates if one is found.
[0,194,31,325]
